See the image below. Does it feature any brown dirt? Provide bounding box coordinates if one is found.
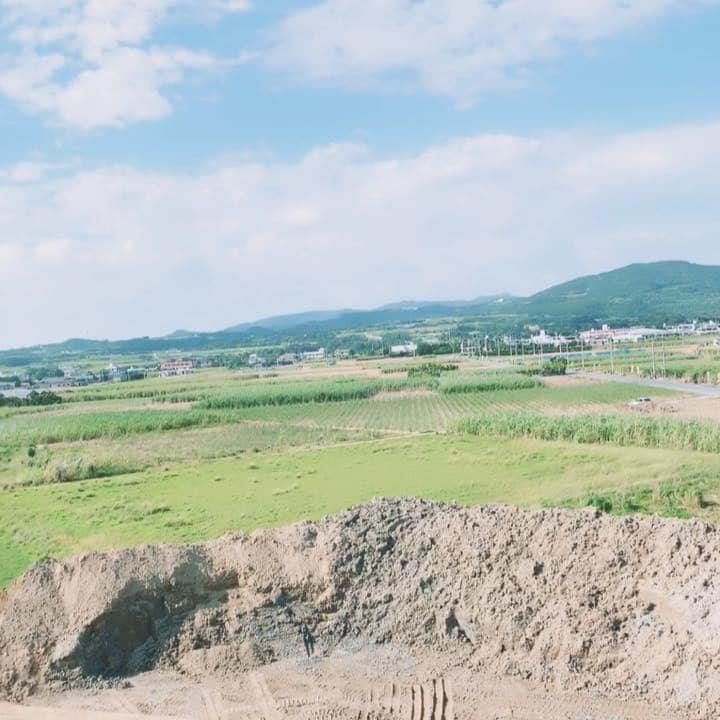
[372,389,438,400]
[541,375,597,388]
[2,498,719,719]
[636,397,720,423]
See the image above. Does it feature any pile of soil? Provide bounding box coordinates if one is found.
[2,498,720,717]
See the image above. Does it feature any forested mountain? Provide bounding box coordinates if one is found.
[2,261,718,363]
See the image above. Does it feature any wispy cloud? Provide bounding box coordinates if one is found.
[2,119,720,346]
[265,0,718,103]
[0,0,250,129]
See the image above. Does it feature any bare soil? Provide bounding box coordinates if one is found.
[2,498,719,719]
[637,397,720,423]
[541,375,597,388]
[372,389,438,401]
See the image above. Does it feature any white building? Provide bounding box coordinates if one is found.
[390,342,417,356]
[580,325,662,345]
[302,348,326,362]
[530,330,567,348]
[159,359,195,377]
[0,387,32,400]
[277,352,299,365]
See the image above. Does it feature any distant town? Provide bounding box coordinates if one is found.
[2,319,719,400]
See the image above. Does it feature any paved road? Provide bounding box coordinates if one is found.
[572,371,720,398]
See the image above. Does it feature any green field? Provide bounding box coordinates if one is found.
[4,432,720,587]
[0,374,674,488]
[2,362,712,587]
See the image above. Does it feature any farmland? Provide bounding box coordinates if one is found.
[1,356,716,586]
[569,337,720,384]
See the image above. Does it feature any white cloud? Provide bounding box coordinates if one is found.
[266,0,719,102]
[33,237,73,264]
[0,0,249,128]
[0,161,58,183]
[2,119,720,347]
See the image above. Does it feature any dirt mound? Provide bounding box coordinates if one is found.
[2,498,720,717]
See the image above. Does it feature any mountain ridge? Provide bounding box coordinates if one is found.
[2,260,719,357]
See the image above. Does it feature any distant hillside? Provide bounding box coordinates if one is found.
[513,261,720,328]
[222,296,509,333]
[237,261,720,334]
[224,309,352,333]
[3,260,719,361]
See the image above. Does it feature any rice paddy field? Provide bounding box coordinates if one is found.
[5,357,720,587]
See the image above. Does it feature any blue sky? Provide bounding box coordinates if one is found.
[1,0,720,347]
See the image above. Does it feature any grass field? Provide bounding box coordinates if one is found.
[1,361,708,586]
[0,377,675,488]
[4,432,720,587]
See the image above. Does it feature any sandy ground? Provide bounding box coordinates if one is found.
[5,651,682,720]
[635,396,720,422]
[540,375,598,388]
[3,499,719,719]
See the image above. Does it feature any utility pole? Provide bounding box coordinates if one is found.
[610,338,615,375]
[651,339,657,379]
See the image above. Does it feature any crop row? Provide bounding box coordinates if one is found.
[198,376,436,408]
[199,373,546,409]
[438,373,541,394]
[458,412,720,453]
[225,382,666,432]
[1,380,669,446]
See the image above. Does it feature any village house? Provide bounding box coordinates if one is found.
[302,348,326,362]
[277,352,299,365]
[390,342,417,356]
[530,330,568,348]
[580,325,661,345]
[159,359,195,377]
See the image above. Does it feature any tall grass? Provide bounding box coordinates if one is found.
[458,412,720,453]
[2,408,241,445]
[199,377,436,409]
[557,480,710,520]
[439,373,542,394]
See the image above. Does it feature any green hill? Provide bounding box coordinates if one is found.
[514,261,720,328]
[3,260,719,363]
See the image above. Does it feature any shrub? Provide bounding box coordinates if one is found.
[519,358,568,376]
[406,363,459,378]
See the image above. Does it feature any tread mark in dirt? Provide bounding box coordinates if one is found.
[250,672,282,720]
[407,679,453,720]
[109,690,139,714]
[442,679,454,720]
[201,688,224,720]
